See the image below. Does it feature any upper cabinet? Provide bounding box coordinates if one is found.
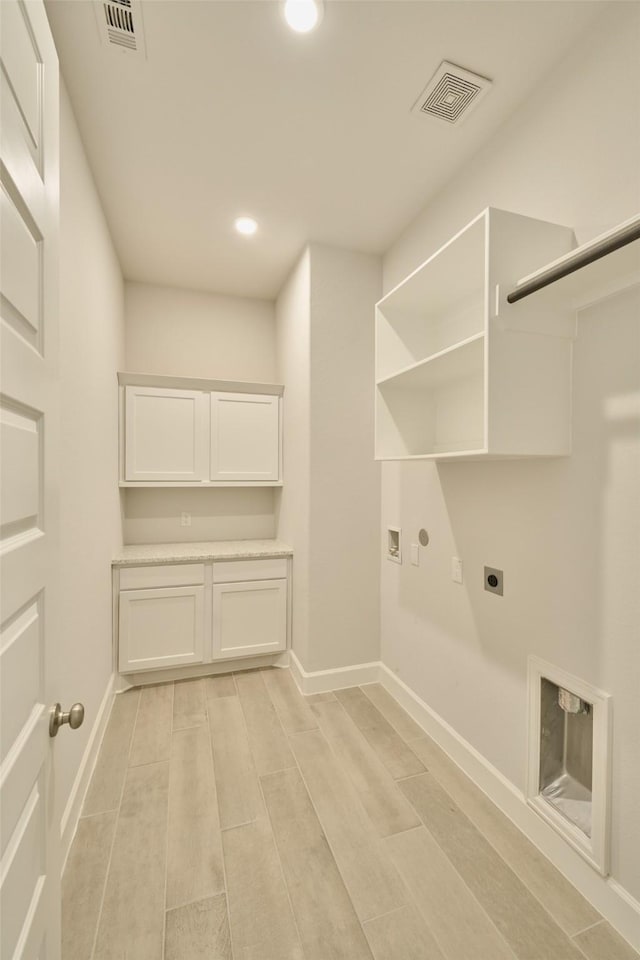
[125,385,209,482]
[119,373,283,486]
[210,392,280,482]
[375,207,578,460]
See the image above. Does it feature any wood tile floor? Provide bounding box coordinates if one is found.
[62,669,639,960]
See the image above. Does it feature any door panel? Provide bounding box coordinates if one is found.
[0,601,41,764]
[0,0,60,956]
[213,579,287,659]
[1,781,46,958]
[119,586,205,672]
[125,385,208,481]
[0,0,42,148]
[0,399,41,540]
[0,183,42,339]
[0,0,44,189]
[210,392,280,482]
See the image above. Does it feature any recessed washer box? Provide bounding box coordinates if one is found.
[387,527,401,563]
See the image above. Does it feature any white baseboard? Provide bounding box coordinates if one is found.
[378,665,640,953]
[289,650,381,694]
[116,651,290,691]
[60,673,116,871]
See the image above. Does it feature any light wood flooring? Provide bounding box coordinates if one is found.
[62,669,639,960]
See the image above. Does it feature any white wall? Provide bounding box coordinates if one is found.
[308,244,381,671]
[56,83,124,837]
[275,250,312,664]
[124,486,276,544]
[276,245,381,672]
[125,282,276,382]
[380,2,640,906]
[123,282,278,543]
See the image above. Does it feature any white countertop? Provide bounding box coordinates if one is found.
[113,539,293,566]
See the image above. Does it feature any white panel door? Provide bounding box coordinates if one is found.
[0,1,61,957]
[210,392,280,482]
[119,586,205,672]
[124,385,208,481]
[212,579,287,659]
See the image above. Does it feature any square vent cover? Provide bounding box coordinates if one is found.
[94,0,147,57]
[412,61,491,126]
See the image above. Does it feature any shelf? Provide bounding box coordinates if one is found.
[376,382,485,458]
[375,213,485,380]
[376,334,485,459]
[377,332,484,391]
[378,212,486,323]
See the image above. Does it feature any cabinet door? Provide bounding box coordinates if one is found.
[119,585,205,672]
[125,385,208,481]
[212,579,287,659]
[210,392,280,482]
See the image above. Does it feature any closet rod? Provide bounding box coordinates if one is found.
[506,219,640,304]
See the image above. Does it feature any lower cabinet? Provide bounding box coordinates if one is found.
[213,579,287,659]
[116,556,289,674]
[119,585,205,672]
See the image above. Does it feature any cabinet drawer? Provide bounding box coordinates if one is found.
[119,563,205,590]
[213,558,288,583]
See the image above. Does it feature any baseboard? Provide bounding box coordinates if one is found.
[116,651,290,691]
[60,673,116,871]
[378,665,640,952]
[289,649,381,694]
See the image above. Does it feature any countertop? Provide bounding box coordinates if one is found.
[112,539,293,566]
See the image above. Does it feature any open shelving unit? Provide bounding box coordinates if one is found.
[377,332,485,458]
[376,208,640,461]
[375,207,579,460]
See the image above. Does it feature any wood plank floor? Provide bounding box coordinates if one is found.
[62,671,639,960]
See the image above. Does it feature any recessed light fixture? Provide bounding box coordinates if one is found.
[234,217,258,236]
[283,0,323,33]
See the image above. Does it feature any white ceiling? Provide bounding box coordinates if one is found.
[46,0,605,300]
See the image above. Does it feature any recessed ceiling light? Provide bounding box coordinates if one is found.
[234,217,258,236]
[284,0,323,34]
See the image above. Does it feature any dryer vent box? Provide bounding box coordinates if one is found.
[527,658,611,876]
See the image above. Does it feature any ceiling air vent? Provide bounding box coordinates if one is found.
[412,61,491,126]
[95,0,147,57]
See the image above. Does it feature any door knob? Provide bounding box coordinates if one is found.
[49,702,85,737]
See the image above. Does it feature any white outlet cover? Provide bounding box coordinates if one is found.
[451,557,463,583]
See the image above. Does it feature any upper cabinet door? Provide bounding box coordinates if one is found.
[125,386,208,481]
[210,392,280,482]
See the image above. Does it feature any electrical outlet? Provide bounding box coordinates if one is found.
[410,544,420,566]
[484,566,503,595]
[180,512,191,527]
[451,557,463,584]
